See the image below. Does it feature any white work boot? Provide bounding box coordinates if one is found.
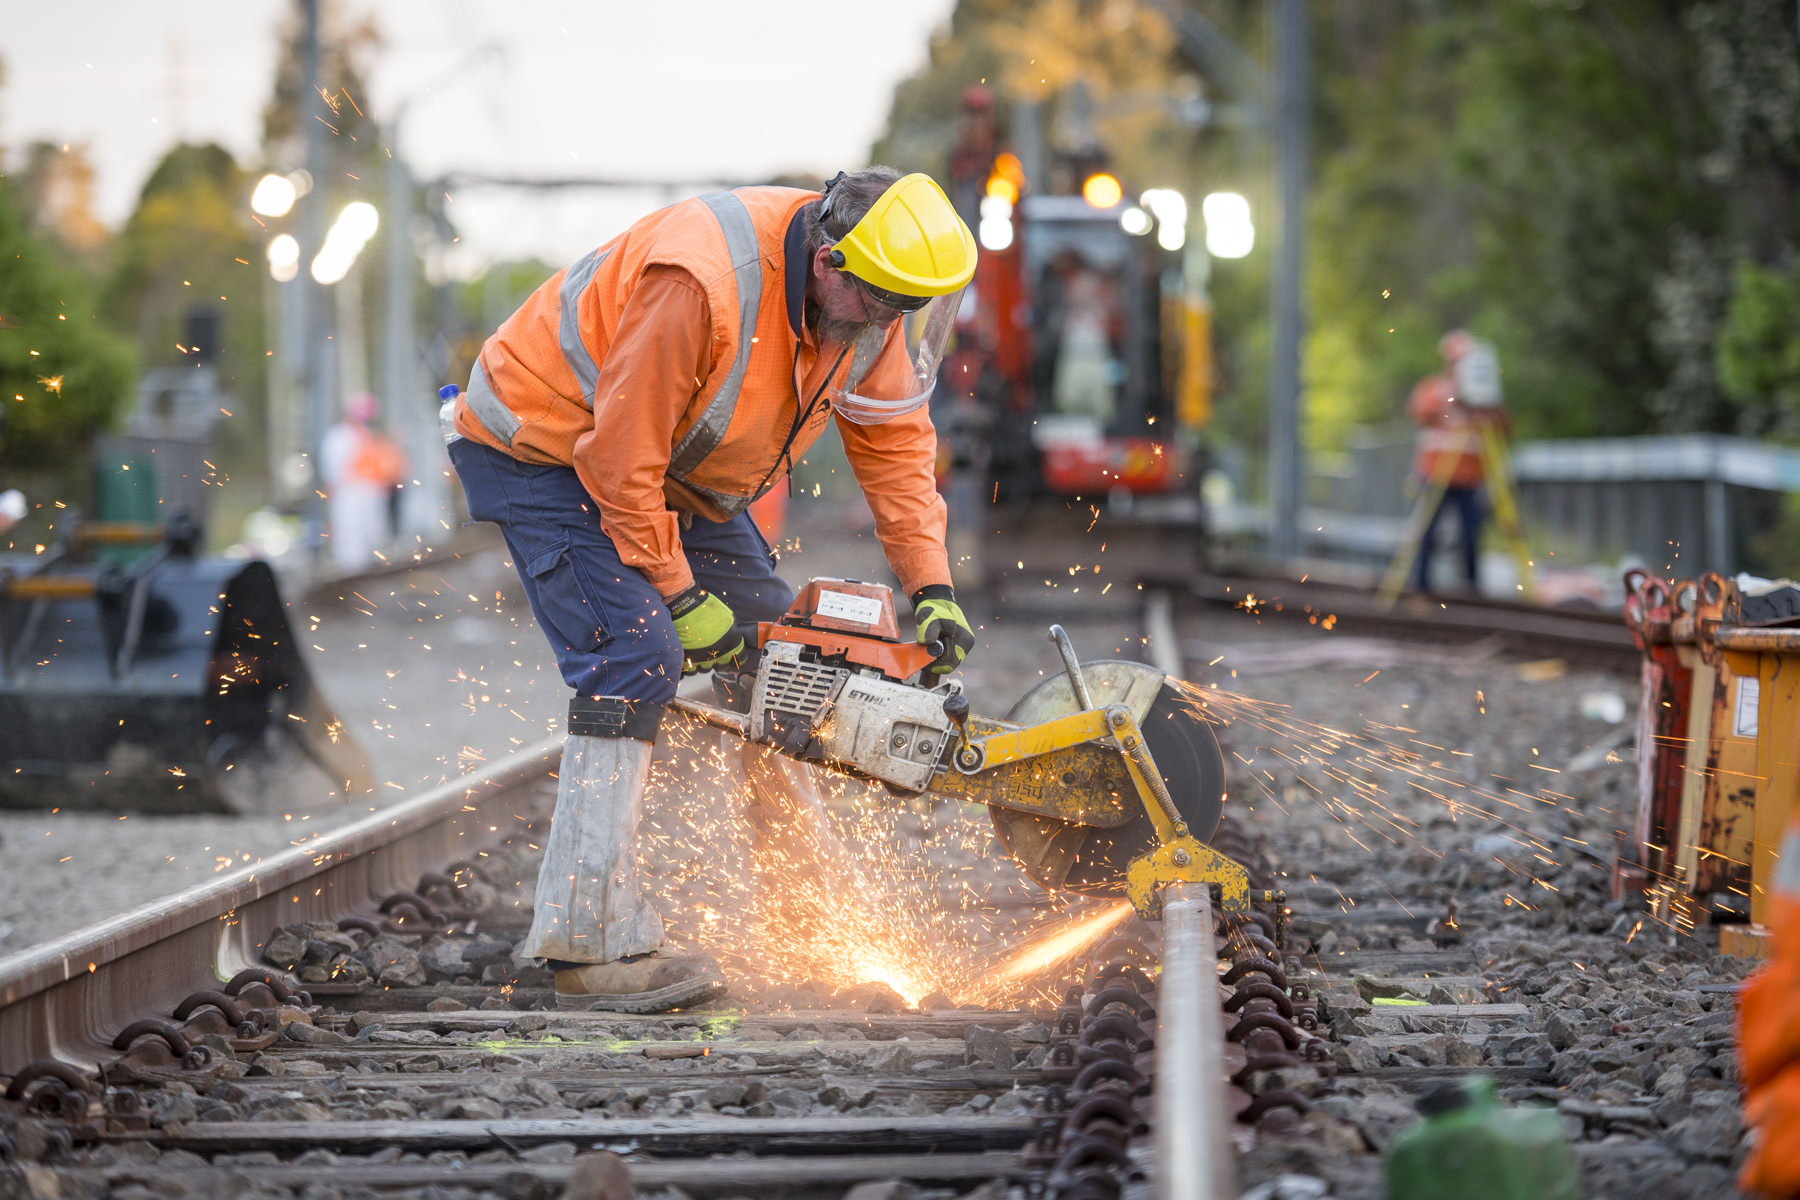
[520,733,666,965]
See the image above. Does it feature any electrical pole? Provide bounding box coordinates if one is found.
[299,0,332,557]
[1268,0,1308,563]
[383,112,446,545]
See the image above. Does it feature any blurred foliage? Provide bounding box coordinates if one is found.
[0,6,400,529]
[99,143,269,471]
[261,3,383,160]
[873,0,1800,459]
[0,181,136,473]
[12,142,110,269]
[1717,262,1800,437]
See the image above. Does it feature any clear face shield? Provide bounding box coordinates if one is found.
[829,285,967,425]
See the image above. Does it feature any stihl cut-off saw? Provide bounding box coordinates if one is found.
[671,579,1250,916]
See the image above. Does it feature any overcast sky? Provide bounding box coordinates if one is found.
[1,0,957,272]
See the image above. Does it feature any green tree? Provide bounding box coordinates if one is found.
[878,0,1800,478]
[0,182,136,474]
[100,143,268,513]
[1717,262,1800,437]
[12,142,110,268]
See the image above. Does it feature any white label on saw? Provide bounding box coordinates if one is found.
[816,589,885,626]
[1734,676,1760,739]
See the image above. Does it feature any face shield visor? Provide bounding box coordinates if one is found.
[829,285,967,425]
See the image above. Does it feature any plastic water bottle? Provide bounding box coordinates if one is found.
[437,384,462,445]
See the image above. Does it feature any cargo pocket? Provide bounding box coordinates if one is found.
[523,533,609,655]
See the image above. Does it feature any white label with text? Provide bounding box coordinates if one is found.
[816,590,885,626]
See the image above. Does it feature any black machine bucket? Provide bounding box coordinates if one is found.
[0,523,373,813]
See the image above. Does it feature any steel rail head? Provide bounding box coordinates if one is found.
[0,736,563,1070]
[1156,881,1236,1200]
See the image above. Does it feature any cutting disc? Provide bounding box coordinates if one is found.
[991,660,1226,897]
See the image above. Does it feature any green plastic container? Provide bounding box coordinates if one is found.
[1385,1075,1580,1200]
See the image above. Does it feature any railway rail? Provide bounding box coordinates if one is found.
[1185,571,1641,673]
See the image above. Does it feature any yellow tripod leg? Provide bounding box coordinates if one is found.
[1478,423,1534,601]
[1377,444,1463,608]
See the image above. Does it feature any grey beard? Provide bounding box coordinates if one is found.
[817,314,873,347]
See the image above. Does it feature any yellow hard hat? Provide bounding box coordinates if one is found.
[831,173,977,300]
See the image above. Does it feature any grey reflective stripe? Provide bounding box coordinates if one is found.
[558,247,612,406]
[462,358,520,447]
[669,192,763,478]
[681,478,756,518]
[1776,828,1800,897]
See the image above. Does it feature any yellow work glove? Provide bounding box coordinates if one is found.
[912,585,974,676]
[667,586,744,675]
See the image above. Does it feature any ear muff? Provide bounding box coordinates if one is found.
[818,171,848,225]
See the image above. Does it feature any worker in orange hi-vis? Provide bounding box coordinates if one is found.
[1407,330,1511,596]
[1739,821,1800,1196]
[445,168,979,1014]
[321,392,409,572]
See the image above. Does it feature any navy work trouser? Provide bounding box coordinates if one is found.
[449,440,794,703]
[1414,484,1483,592]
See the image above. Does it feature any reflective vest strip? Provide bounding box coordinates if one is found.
[668,191,764,479]
[682,475,766,516]
[558,248,613,406]
[1776,828,1800,898]
[463,357,520,447]
[1419,428,1480,452]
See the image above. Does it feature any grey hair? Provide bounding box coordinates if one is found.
[804,165,904,260]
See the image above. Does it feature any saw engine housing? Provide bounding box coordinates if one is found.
[745,580,962,794]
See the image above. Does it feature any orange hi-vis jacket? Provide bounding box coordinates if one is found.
[1409,370,1508,492]
[1740,822,1800,1196]
[453,186,949,601]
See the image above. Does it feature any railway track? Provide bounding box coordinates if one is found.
[1184,570,1641,673]
[0,716,1359,1200]
[1,580,1734,1199]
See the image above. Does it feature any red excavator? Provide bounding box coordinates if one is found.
[935,85,1215,598]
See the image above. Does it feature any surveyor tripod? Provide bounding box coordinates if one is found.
[1377,420,1533,607]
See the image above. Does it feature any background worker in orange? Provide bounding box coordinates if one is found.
[446,167,978,1013]
[1408,330,1510,595]
[321,391,409,572]
[1739,821,1800,1196]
